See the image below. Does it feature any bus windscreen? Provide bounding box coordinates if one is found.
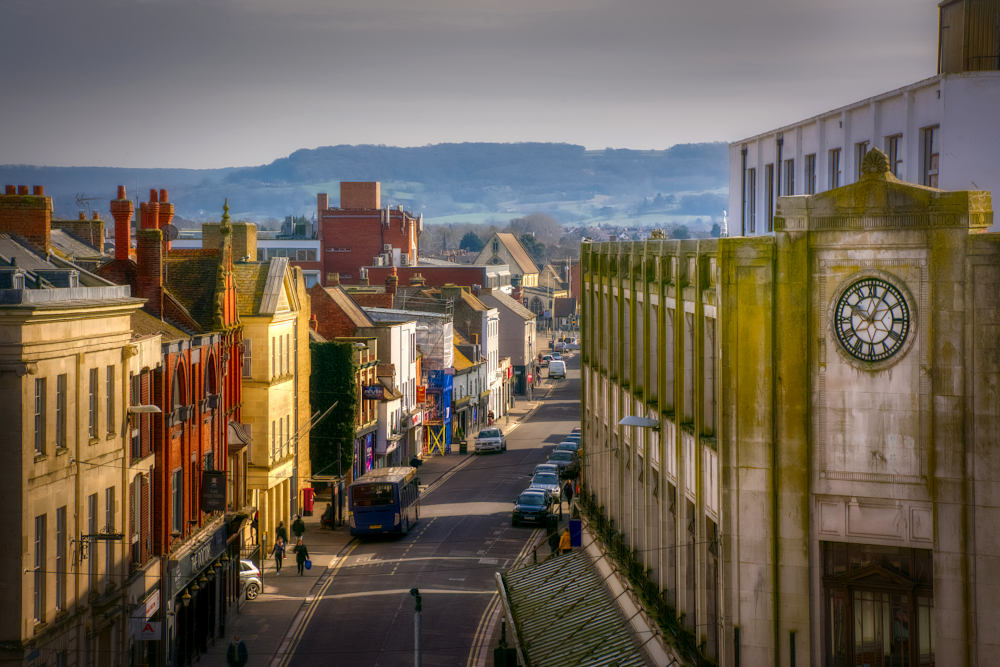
[352,483,395,506]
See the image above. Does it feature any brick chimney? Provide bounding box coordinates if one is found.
[136,227,163,316]
[0,184,52,253]
[310,314,318,331]
[340,182,380,209]
[110,186,134,262]
[157,189,174,252]
[385,267,398,295]
[441,284,464,303]
[409,273,426,287]
[511,275,523,304]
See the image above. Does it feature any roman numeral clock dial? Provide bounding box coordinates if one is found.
[834,277,910,363]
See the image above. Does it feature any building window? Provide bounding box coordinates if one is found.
[34,378,46,455]
[286,415,291,457]
[783,158,794,196]
[746,168,756,233]
[921,125,939,187]
[278,419,283,458]
[106,365,115,434]
[885,134,903,178]
[271,338,276,378]
[854,140,870,180]
[492,239,499,253]
[130,373,141,458]
[34,514,46,623]
[805,154,817,194]
[272,421,277,458]
[764,163,774,232]
[56,507,66,611]
[242,339,252,378]
[172,469,183,534]
[56,374,67,449]
[829,148,842,188]
[287,334,292,375]
[89,368,98,438]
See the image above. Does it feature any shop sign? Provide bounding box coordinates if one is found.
[144,589,160,619]
[416,386,426,403]
[200,471,227,512]
[362,385,385,400]
[410,411,422,427]
[138,621,161,641]
[169,525,226,594]
[527,374,532,383]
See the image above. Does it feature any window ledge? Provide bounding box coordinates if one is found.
[34,452,47,463]
[88,437,99,445]
[106,433,116,441]
[56,446,69,456]
[33,621,48,635]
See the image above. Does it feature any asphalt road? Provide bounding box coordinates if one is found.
[281,353,581,667]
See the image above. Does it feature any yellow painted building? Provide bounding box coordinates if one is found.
[0,235,146,666]
[233,245,311,548]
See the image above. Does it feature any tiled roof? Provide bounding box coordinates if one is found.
[500,549,647,667]
[495,232,539,275]
[233,263,269,317]
[50,229,104,259]
[453,345,474,371]
[131,308,189,342]
[164,251,221,331]
[0,234,54,271]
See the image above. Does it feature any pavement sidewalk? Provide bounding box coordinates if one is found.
[202,384,555,665]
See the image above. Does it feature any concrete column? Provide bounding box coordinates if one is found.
[260,489,270,547]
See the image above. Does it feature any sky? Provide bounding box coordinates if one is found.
[1,0,939,170]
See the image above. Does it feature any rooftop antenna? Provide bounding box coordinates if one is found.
[75,193,104,248]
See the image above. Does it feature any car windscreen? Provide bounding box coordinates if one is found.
[479,429,501,438]
[351,483,395,506]
[556,443,577,450]
[549,452,573,461]
[518,494,546,506]
[533,474,559,485]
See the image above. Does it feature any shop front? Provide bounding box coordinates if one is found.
[166,522,228,667]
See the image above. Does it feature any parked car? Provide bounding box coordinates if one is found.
[555,441,581,453]
[547,449,579,472]
[554,341,566,352]
[474,427,506,453]
[571,427,581,434]
[528,472,562,503]
[240,559,262,600]
[551,352,562,360]
[563,433,581,443]
[512,490,557,527]
[534,462,560,476]
[541,354,554,367]
[564,337,581,350]
[548,360,566,379]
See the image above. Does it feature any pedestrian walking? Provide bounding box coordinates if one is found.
[563,481,574,506]
[271,537,285,574]
[293,538,310,576]
[250,511,258,544]
[227,635,249,667]
[558,528,572,555]
[292,515,305,539]
[276,520,288,543]
[487,410,494,426]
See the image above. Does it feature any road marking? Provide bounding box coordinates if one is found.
[319,588,495,600]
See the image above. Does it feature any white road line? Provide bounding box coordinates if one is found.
[318,588,495,600]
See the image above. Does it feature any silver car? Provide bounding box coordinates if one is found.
[474,428,506,453]
[528,472,562,504]
[534,463,559,476]
[240,559,262,600]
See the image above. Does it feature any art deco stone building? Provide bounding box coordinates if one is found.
[580,151,999,666]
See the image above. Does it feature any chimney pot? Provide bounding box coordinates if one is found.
[117,185,127,200]
[110,186,136,262]
[310,314,318,331]
[4,186,15,195]
[32,186,44,196]
[79,211,86,220]
[18,186,28,195]
[149,189,158,203]
[92,211,100,220]
[159,189,168,203]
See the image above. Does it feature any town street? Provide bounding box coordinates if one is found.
[207,351,581,667]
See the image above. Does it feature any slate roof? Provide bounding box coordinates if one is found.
[484,289,535,321]
[164,250,221,331]
[131,308,189,342]
[50,229,105,260]
[322,285,376,328]
[494,232,539,275]
[500,549,648,667]
[233,262,270,317]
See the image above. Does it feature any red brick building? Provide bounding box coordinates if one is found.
[316,182,421,286]
[98,187,247,666]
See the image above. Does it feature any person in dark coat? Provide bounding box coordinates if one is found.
[271,537,285,574]
[563,481,574,506]
[321,503,334,529]
[276,521,288,543]
[293,539,310,576]
[227,635,248,667]
[292,515,305,539]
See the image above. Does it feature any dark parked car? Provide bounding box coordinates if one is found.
[555,441,580,453]
[512,490,557,527]
[548,450,579,471]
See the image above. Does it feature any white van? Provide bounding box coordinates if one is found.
[548,360,566,379]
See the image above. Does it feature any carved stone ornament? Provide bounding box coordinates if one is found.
[860,148,890,177]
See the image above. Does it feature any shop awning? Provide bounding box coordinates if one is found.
[497,549,650,667]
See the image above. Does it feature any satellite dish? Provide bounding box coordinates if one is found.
[162,224,180,242]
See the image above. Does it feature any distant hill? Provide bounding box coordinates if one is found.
[0,142,729,229]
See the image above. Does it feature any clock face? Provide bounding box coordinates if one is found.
[834,277,911,362]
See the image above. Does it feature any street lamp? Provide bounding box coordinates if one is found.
[618,415,660,431]
[128,404,162,414]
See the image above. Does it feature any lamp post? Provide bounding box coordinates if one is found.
[410,588,422,667]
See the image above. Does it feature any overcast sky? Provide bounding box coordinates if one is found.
[1,0,938,169]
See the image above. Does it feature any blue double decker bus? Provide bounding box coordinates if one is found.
[348,467,421,537]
